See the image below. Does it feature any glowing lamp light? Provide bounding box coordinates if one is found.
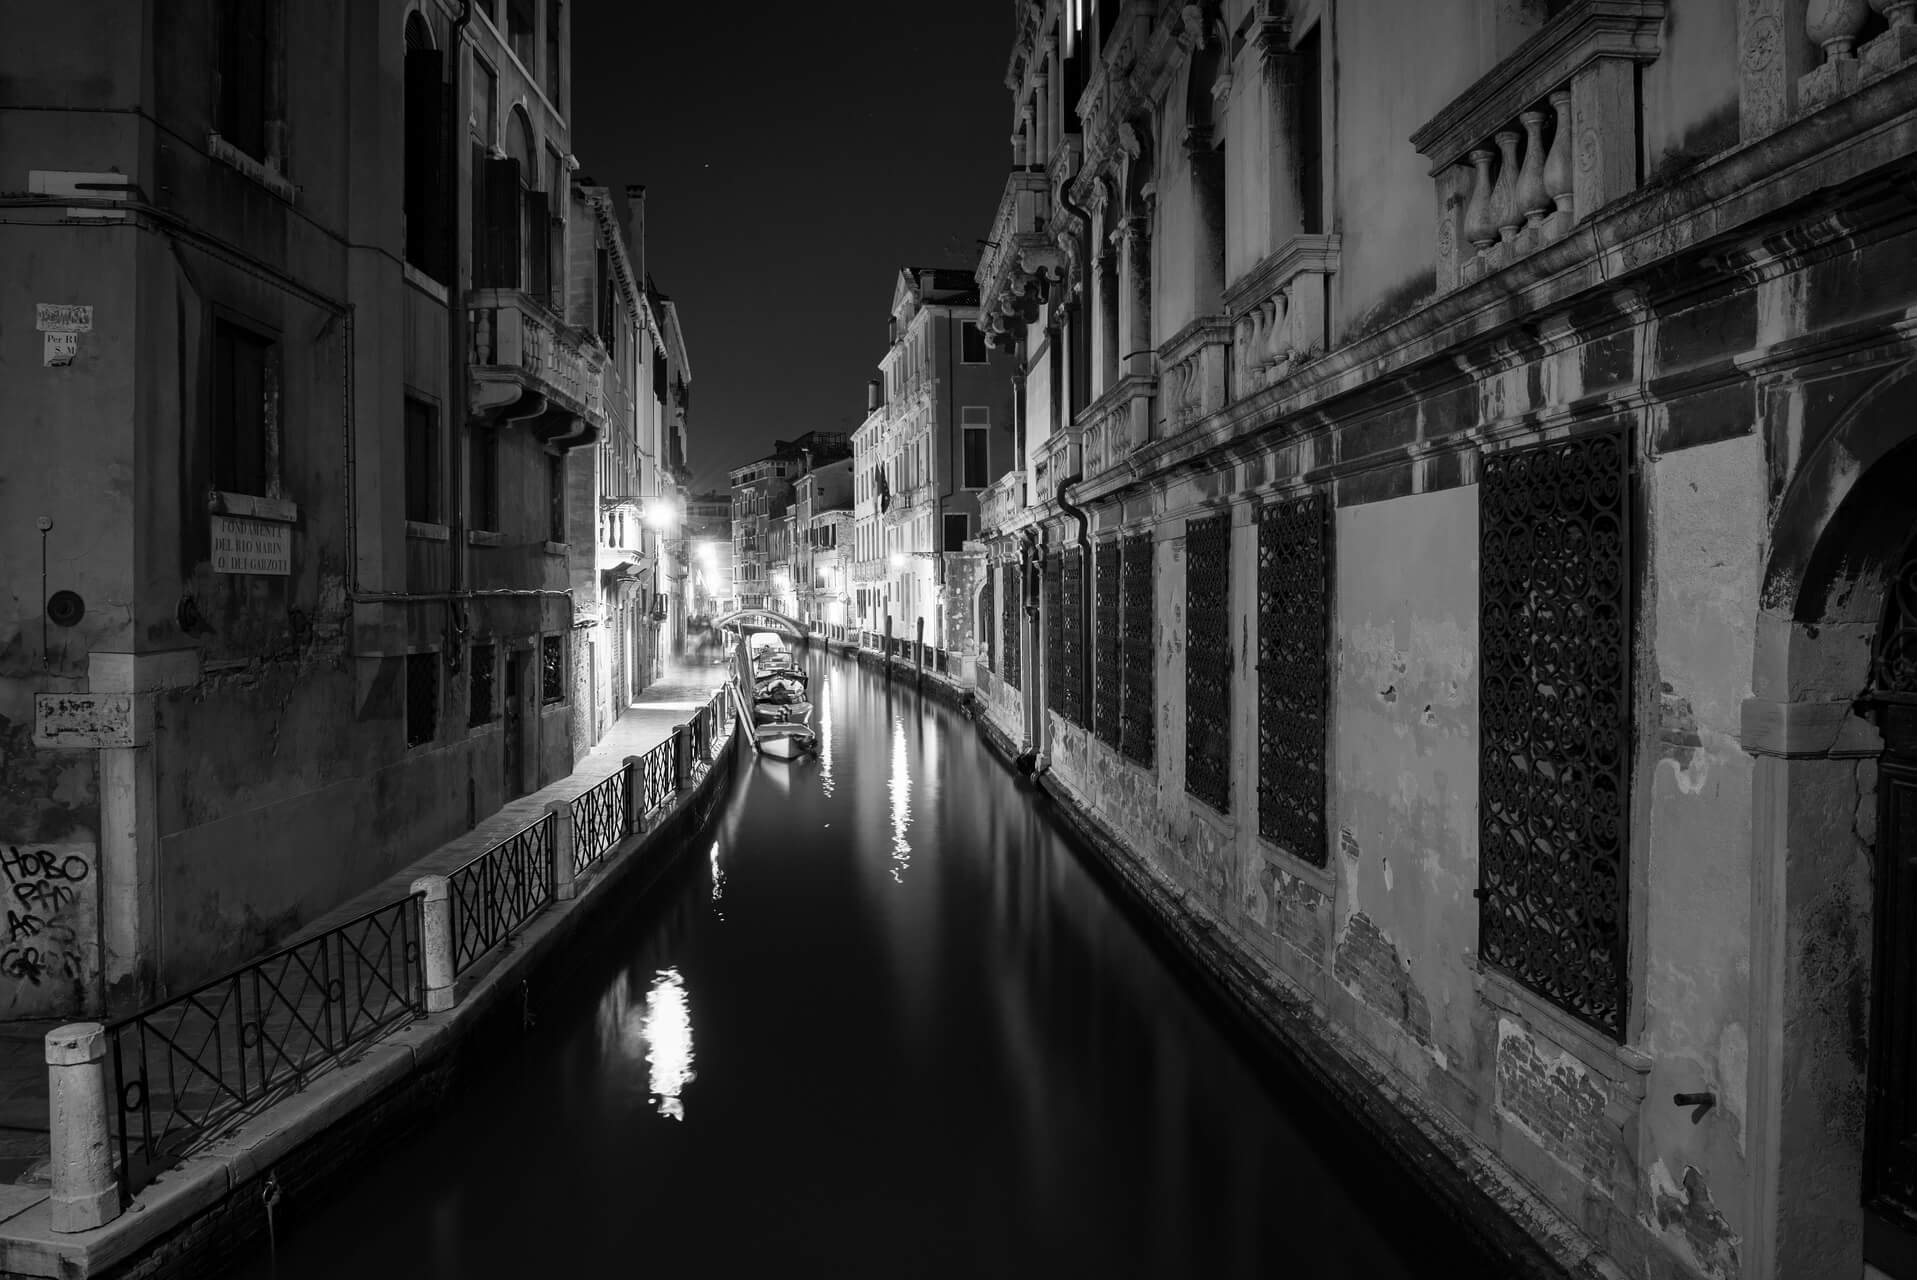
[889,552,907,570]
[644,500,677,531]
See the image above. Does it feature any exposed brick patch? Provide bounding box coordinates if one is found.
[1494,1017,1614,1191]
[1648,1160,1741,1280]
[1244,854,1328,955]
[1334,911,1432,1044]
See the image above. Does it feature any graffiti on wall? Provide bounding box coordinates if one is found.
[0,842,95,1002]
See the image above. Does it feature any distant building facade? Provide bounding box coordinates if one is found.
[966,3,1917,1279]
[795,457,855,626]
[685,491,734,620]
[848,268,1015,649]
[729,431,850,616]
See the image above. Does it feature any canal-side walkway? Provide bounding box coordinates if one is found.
[0,659,733,1279]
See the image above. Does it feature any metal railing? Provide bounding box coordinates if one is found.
[638,738,676,818]
[449,813,555,977]
[106,896,424,1196]
[569,768,629,876]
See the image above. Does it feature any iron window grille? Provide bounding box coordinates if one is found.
[1044,553,1065,715]
[1094,540,1122,748]
[980,576,996,670]
[540,634,565,704]
[1185,513,1232,814]
[1002,566,1022,690]
[1061,548,1085,725]
[1479,427,1633,1041]
[405,652,438,748]
[469,642,496,727]
[1121,532,1155,768]
[1256,492,1331,866]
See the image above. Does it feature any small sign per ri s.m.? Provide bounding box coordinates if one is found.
[36,302,91,368]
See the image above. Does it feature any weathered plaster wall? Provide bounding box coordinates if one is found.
[1330,486,1480,1078]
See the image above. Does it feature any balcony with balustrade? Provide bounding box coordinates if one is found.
[1224,234,1340,404]
[1032,425,1083,506]
[468,289,608,445]
[978,470,1029,537]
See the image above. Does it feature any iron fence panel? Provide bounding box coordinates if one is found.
[107,897,423,1196]
[449,813,555,976]
[569,769,629,876]
[640,739,676,816]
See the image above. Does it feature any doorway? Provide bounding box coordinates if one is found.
[504,648,529,801]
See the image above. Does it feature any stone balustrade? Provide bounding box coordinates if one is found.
[1033,425,1084,505]
[1800,0,1917,112]
[1078,374,1156,483]
[1157,317,1233,436]
[1225,235,1339,402]
[1412,0,1665,294]
[979,470,1028,535]
[468,288,607,427]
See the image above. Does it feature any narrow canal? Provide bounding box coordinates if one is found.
[234,652,1500,1278]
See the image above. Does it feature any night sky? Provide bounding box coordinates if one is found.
[570,5,1015,494]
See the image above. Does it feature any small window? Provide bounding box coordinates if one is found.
[544,0,563,102]
[403,23,447,279]
[541,634,565,703]
[506,0,536,69]
[216,0,271,159]
[962,322,987,364]
[470,427,499,530]
[963,423,990,490]
[471,56,496,145]
[404,396,440,523]
[406,651,439,747]
[547,453,566,542]
[944,513,968,552]
[469,642,496,726]
[212,320,277,497]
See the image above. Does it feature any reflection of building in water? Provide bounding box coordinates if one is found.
[888,715,911,883]
[644,967,695,1121]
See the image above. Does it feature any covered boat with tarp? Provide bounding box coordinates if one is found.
[714,610,818,759]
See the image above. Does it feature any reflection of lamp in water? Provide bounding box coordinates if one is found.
[818,675,835,798]
[643,967,695,1121]
[888,714,911,883]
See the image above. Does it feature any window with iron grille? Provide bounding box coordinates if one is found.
[1044,553,1065,715]
[468,642,496,727]
[541,634,565,704]
[1121,532,1155,768]
[1479,427,1633,1041]
[1001,566,1022,690]
[405,652,438,748]
[1257,492,1330,866]
[1185,513,1232,813]
[979,576,996,670]
[1061,549,1085,724]
[1094,540,1121,747]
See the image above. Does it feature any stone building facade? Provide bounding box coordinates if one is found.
[968,2,1917,1278]
[0,0,616,1014]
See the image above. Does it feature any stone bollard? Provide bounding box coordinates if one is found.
[410,875,455,1014]
[671,724,691,793]
[45,1022,120,1232]
[548,798,579,900]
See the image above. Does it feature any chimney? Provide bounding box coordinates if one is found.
[867,379,880,413]
[623,183,647,294]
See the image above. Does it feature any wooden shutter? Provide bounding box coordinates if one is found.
[403,49,447,279]
[526,187,550,299]
[479,157,521,289]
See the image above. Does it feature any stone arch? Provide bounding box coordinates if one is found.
[1746,356,1917,1280]
[403,8,434,50]
[507,104,537,183]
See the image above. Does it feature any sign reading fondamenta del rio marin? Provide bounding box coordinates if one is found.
[211,514,291,575]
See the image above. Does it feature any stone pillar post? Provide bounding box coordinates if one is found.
[410,875,455,1013]
[1114,217,1153,379]
[671,725,691,795]
[45,1023,119,1232]
[623,754,643,833]
[547,798,578,900]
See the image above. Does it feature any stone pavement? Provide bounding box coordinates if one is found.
[0,657,731,1203]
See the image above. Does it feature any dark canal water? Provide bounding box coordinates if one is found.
[233,653,1499,1278]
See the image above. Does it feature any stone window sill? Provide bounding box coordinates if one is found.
[206,132,298,203]
[1256,835,1336,895]
[208,491,299,524]
[403,263,449,303]
[1471,960,1653,1100]
[544,540,569,556]
[468,529,504,548]
[405,521,450,542]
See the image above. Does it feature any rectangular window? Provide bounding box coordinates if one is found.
[962,407,991,489]
[547,453,566,543]
[469,642,496,726]
[1002,562,1022,690]
[506,0,536,68]
[962,321,988,364]
[544,0,562,102]
[406,651,438,748]
[1044,554,1064,716]
[472,56,496,145]
[477,156,522,289]
[1296,24,1324,236]
[979,575,996,670]
[943,513,968,552]
[1479,428,1633,1040]
[1121,532,1155,768]
[1061,548,1084,724]
[404,47,448,279]
[216,0,269,158]
[541,633,565,703]
[404,396,440,523]
[1094,540,1122,749]
[1185,513,1231,813]
[211,320,276,497]
[1257,492,1330,866]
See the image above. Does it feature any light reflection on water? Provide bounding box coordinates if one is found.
[708,841,726,918]
[643,967,695,1122]
[888,713,911,883]
[817,671,835,797]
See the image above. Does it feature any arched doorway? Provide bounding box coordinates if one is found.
[1748,361,1917,1280]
